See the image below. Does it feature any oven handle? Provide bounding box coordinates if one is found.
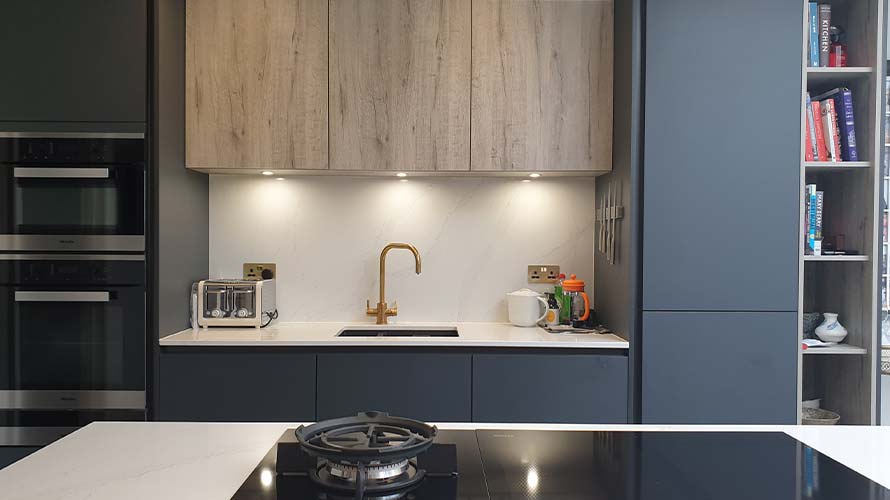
[12,167,110,179]
[14,291,111,303]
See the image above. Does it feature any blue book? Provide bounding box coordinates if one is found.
[808,3,820,67]
[813,88,859,161]
[807,184,818,254]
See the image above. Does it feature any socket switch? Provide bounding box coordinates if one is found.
[527,265,560,284]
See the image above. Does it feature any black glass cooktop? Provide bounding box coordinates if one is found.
[230,430,890,500]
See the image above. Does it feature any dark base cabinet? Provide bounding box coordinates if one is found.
[317,353,472,422]
[159,350,316,422]
[472,354,629,423]
[0,446,38,470]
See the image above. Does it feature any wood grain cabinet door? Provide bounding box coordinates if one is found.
[471,0,613,172]
[185,0,328,170]
[329,0,471,171]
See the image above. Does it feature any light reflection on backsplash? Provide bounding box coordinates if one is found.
[209,175,595,322]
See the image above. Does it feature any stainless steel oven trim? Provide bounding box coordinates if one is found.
[0,391,145,410]
[14,291,111,303]
[0,426,78,446]
[0,254,144,261]
[13,167,110,179]
[0,132,144,139]
[0,235,144,252]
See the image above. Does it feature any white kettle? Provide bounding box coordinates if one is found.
[506,288,548,327]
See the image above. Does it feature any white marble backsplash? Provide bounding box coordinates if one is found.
[209,175,595,322]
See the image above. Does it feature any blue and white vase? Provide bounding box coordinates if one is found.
[815,313,848,343]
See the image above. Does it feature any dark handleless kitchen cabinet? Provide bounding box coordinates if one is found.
[158,350,316,422]
[642,0,801,312]
[472,353,628,423]
[0,0,147,125]
[640,0,801,424]
[316,353,472,422]
[642,312,798,424]
[0,447,38,470]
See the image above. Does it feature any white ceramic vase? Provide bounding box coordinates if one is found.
[815,313,848,343]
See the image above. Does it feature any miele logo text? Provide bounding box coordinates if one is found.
[58,240,75,244]
[492,434,514,438]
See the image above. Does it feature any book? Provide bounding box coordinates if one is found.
[805,93,818,161]
[811,99,828,161]
[815,190,824,241]
[808,3,820,67]
[820,98,842,161]
[819,4,831,67]
[813,88,859,161]
[806,184,818,255]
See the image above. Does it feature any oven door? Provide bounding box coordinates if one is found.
[0,164,144,251]
[0,284,145,410]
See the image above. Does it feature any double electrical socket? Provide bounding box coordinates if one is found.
[527,265,560,284]
[243,262,276,280]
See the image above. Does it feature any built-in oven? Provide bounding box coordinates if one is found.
[0,133,145,252]
[0,254,146,445]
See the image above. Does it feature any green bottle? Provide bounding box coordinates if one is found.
[555,273,570,324]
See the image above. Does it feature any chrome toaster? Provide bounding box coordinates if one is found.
[196,279,277,328]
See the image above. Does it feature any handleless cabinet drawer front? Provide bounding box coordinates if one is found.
[185,0,328,170]
[473,353,628,423]
[316,353,471,422]
[471,0,613,172]
[159,350,316,422]
[329,0,471,172]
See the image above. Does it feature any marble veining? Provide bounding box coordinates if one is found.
[209,176,595,323]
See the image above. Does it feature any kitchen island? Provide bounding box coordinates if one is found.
[158,323,630,424]
[1,421,889,499]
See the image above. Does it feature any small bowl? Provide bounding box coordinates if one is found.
[802,407,840,425]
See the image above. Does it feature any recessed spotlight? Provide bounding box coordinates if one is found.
[261,171,274,176]
[399,179,408,183]
[396,172,408,178]
[521,179,532,183]
[276,177,285,181]
[529,173,541,178]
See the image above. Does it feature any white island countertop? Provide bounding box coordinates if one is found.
[2,422,890,499]
[159,322,629,349]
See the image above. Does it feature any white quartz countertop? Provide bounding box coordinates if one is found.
[2,422,890,500]
[159,322,629,349]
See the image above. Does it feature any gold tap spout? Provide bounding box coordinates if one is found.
[367,243,422,325]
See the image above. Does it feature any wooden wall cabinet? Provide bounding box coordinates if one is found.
[185,0,328,170]
[470,0,613,172]
[329,0,471,172]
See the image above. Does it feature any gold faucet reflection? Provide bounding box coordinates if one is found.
[366,243,422,325]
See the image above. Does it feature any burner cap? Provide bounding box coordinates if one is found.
[295,411,437,464]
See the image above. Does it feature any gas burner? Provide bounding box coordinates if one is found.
[295,411,437,499]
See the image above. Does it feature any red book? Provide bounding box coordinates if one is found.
[805,110,815,161]
[822,98,842,162]
[811,100,828,161]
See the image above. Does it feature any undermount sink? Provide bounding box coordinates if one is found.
[337,327,459,337]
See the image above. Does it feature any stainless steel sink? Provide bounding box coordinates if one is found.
[337,327,459,337]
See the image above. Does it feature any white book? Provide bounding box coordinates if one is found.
[820,100,839,162]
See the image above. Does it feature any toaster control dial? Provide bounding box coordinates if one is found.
[210,308,224,318]
[235,308,249,318]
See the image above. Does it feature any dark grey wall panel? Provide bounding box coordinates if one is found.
[0,0,146,124]
[595,0,642,422]
[473,354,628,423]
[0,446,38,470]
[642,0,801,311]
[317,353,471,422]
[159,350,315,421]
[641,312,797,424]
[154,0,208,341]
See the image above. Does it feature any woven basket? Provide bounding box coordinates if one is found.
[882,347,890,375]
[802,407,840,425]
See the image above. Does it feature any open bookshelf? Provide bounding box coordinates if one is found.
[797,0,884,424]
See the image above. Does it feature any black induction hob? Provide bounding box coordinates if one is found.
[230,429,890,500]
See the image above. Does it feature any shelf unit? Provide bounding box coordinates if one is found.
[797,0,884,425]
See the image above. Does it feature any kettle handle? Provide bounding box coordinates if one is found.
[579,292,590,321]
[536,296,549,323]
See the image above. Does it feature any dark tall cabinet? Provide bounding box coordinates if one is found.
[0,0,147,127]
[641,0,801,423]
